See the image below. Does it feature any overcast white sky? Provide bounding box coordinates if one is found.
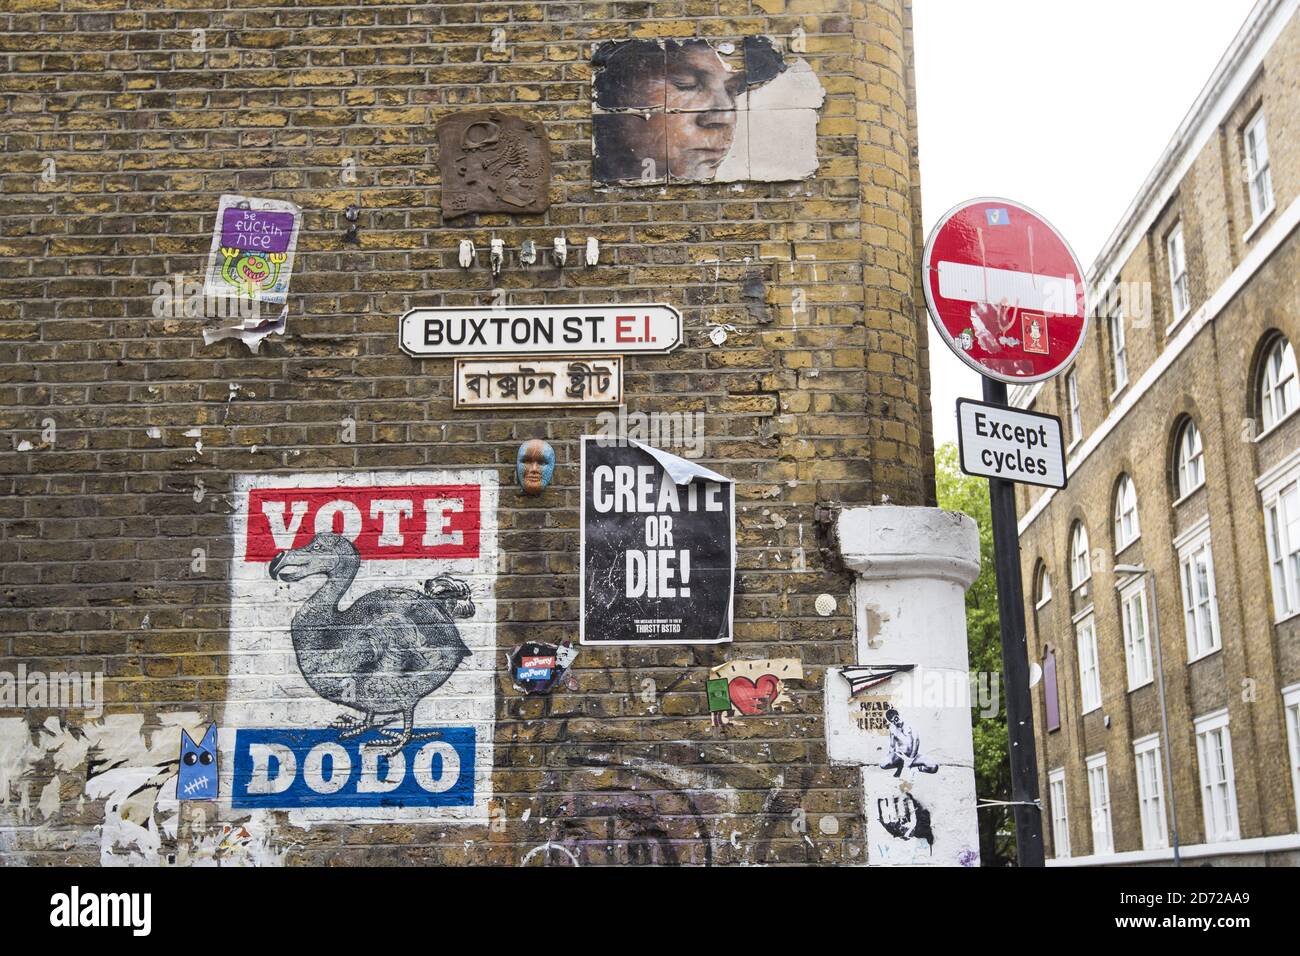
[914,0,1259,449]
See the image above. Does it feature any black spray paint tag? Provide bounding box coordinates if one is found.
[580,436,734,645]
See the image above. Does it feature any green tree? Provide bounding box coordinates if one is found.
[935,442,1016,865]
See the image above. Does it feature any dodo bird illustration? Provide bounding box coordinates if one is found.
[269,533,474,756]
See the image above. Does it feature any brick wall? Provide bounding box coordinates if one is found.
[0,0,931,865]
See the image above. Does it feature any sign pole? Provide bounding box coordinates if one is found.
[981,375,1045,866]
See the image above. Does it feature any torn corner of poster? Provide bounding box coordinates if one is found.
[625,438,729,485]
[201,194,302,353]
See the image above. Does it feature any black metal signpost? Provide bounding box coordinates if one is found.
[924,197,1089,867]
[981,376,1046,867]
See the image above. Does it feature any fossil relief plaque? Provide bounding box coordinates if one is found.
[437,110,551,220]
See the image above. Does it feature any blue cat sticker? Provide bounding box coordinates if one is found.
[178,724,219,801]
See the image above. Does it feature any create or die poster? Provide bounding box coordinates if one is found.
[581,436,734,645]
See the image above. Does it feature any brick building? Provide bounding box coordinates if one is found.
[0,1,986,866]
[1014,0,1300,865]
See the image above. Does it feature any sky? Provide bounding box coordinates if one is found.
[913,0,1260,449]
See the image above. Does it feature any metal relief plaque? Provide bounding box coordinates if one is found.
[437,110,551,220]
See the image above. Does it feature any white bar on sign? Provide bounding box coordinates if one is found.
[937,260,1080,317]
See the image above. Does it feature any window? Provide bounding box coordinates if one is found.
[1108,295,1128,391]
[1262,470,1300,621]
[1120,577,1153,689]
[1070,523,1091,590]
[1167,224,1189,321]
[1258,335,1298,432]
[1114,474,1140,550]
[1036,565,1052,607]
[1244,111,1274,223]
[1194,709,1239,843]
[1086,753,1114,855]
[1066,368,1082,445]
[1174,418,1204,498]
[1134,735,1169,850]
[1177,521,1221,661]
[1076,615,1102,714]
[1284,684,1300,830]
[1048,768,1070,859]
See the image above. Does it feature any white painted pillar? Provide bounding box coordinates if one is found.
[826,506,982,866]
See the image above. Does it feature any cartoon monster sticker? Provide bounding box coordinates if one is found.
[178,724,218,801]
[220,247,286,299]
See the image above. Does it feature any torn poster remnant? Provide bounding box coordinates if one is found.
[591,36,825,185]
[201,194,301,352]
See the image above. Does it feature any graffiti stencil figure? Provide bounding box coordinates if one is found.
[178,724,218,801]
[269,533,475,757]
[220,247,286,299]
[879,707,939,777]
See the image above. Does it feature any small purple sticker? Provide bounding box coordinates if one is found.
[220,209,296,253]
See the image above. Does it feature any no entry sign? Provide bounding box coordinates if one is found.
[923,198,1087,384]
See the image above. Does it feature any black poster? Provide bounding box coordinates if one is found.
[580,436,734,645]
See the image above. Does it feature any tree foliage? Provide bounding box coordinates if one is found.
[934,442,1016,865]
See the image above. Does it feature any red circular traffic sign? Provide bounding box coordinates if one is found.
[922,197,1087,384]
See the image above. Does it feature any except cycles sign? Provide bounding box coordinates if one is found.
[399,303,682,357]
[923,198,1087,384]
[956,398,1067,489]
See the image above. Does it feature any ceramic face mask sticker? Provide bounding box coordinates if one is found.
[516,439,556,496]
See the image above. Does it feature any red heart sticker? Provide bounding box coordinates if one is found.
[727,675,780,715]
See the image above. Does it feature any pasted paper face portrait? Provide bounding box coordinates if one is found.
[516,439,556,496]
[591,36,825,185]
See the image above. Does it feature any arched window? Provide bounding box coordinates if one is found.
[1036,564,1052,606]
[1114,475,1140,550]
[1174,419,1204,498]
[1258,334,1298,432]
[1071,523,1091,589]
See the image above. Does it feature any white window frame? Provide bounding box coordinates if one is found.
[1070,523,1091,590]
[1174,419,1205,500]
[1175,517,1221,662]
[1166,223,1190,324]
[1133,734,1169,850]
[1035,566,1052,609]
[1108,295,1128,393]
[1119,575,1154,690]
[1066,368,1082,447]
[1076,614,1102,715]
[1283,683,1300,832]
[1085,752,1114,855]
[1258,451,1300,623]
[1048,767,1070,859]
[1258,335,1298,435]
[1244,110,1274,226]
[1114,474,1140,552]
[1193,708,1239,843]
